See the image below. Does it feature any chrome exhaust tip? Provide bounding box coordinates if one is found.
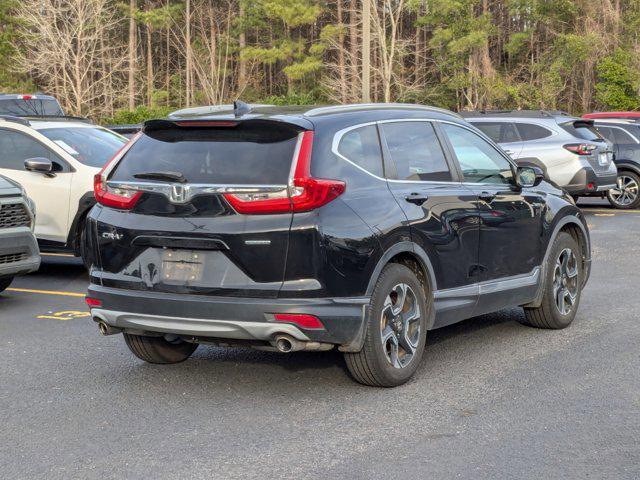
[274,335,294,353]
[96,320,121,336]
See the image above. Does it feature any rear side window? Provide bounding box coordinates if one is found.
[560,121,602,141]
[381,122,451,182]
[0,98,63,116]
[337,125,383,177]
[111,122,300,185]
[596,125,637,144]
[471,122,520,143]
[516,123,552,141]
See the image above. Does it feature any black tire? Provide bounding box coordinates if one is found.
[522,232,583,329]
[344,263,429,387]
[123,333,198,364]
[0,277,14,293]
[607,170,640,209]
[79,225,92,271]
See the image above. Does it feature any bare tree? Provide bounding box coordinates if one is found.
[15,0,127,116]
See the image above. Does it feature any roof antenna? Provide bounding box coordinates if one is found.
[233,100,251,118]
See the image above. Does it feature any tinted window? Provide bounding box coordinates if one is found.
[0,129,55,170]
[560,121,602,141]
[441,123,513,184]
[471,122,520,143]
[595,126,615,142]
[0,98,63,116]
[39,127,127,168]
[111,122,299,184]
[516,123,552,141]
[596,125,637,144]
[337,125,383,177]
[381,122,451,181]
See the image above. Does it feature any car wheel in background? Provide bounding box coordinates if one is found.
[607,171,640,209]
[79,226,92,271]
[123,333,198,364]
[0,277,14,293]
[344,263,428,387]
[522,232,583,329]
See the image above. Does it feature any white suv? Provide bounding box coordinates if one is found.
[0,116,127,264]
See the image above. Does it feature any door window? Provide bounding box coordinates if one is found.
[381,121,452,181]
[0,129,56,170]
[471,122,520,143]
[337,125,384,177]
[441,123,514,185]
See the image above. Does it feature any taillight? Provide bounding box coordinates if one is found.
[223,131,345,214]
[272,313,324,330]
[85,297,102,308]
[94,134,142,210]
[564,143,597,155]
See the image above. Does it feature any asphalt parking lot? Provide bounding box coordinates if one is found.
[1,199,639,479]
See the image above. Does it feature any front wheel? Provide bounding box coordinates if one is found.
[344,264,429,387]
[123,333,198,364]
[607,171,640,209]
[522,232,583,329]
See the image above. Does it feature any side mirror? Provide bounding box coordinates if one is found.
[516,165,544,188]
[24,157,54,176]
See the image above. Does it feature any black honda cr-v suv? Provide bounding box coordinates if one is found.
[85,103,591,387]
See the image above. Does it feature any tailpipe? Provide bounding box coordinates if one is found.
[96,319,121,336]
[272,334,333,353]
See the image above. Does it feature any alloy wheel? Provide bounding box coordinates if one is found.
[553,248,579,316]
[609,175,639,207]
[380,283,421,369]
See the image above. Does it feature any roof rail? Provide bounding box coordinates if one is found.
[304,103,462,118]
[0,115,30,126]
[460,109,572,118]
[22,115,91,123]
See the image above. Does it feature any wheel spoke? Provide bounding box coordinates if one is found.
[388,336,401,368]
[398,328,416,356]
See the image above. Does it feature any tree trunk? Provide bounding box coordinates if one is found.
[337,0,347,103]
[238,2,247,94]
[128,0,137,110]
[185,0,192,107]
[361,0,371,102]
[349,0,358,101]
[146,25,153,107]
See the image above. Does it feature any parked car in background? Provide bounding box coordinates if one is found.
[461,110,617,200]
[0,115,127,266]
[105,124,142,139]
[0,174,40,292]
[583,111,640,121]
[592,119,640,209]
[85,103,591,387]
[0,94,64,117]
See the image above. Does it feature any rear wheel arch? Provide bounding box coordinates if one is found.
[366,242,436,328]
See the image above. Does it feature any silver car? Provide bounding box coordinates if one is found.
[462,111,617,198]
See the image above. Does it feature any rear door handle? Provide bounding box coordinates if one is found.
[405,193,429,206]
[479,192,496,203]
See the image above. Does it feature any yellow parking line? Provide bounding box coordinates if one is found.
[7,288,85,298]
[583,209,640,214]
[41,253,75,258]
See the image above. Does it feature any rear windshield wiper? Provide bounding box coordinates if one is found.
[133,171,187,183]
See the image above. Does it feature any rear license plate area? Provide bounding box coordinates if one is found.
[161,249,204,283]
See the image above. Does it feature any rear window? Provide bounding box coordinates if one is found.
[111,122,300,185]
[0,98,64,116]
[560,121,602,141]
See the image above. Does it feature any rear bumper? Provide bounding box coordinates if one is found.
[87,284,369,350]
[564,167,617,195]
[0,228,40,279]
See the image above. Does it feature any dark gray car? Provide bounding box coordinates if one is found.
[0,175,40,292]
